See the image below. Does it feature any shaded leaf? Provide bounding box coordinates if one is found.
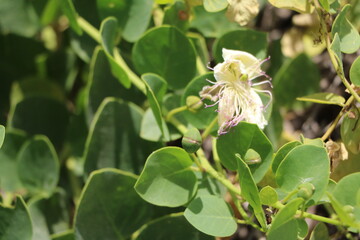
[297,92,345,106]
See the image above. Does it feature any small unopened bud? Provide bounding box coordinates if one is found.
[186,96,203,113]
[182,127,202,153]
[343,205,354,214]
[244,148,261,165]
[297,183,315,200]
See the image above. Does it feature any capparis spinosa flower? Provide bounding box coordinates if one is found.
[200,48,272,135]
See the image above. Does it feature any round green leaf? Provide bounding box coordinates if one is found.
[17,135,59,196]
[217,122,273,182]
[74,169,153,240]
[84,97,157,176]
[350,56,360,86]
[275,145,330,205]
[0,130,27,193]
[132,26,197,89]
[260,186,278,206]
[273,53,320,109]
[190,6,239,38]
[332,172,360,207]
[340,108,360,154]
[272,141,302,174]
[213,29,268,62]
[310,222,329,240]
[203,0,228,12]
[135,147,198,207]
[331,4,360,54]
[297,219,308,239]
[96,0,153,42]
[181,73,218,129]
[0,196,32,240]
[184,195,237,237]
[134,215,214,240]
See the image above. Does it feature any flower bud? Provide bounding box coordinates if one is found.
[182,127,202,153]
[244,148,261,165]
[297,183,315,200]
[186,96,203,113]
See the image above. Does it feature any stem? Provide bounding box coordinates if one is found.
[77,17,101,43]
[201,116,218,139]
[229,191,265,232]
[190,153,204,171]
[211,137,224,174]
[322,95,354,141]
[196,149,241,196]
[273,201,343,226]
[281,189,299,203]
[168,117,188,134]
[165,106,188,121]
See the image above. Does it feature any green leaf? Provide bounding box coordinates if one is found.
[0,130,27,193]
[163,1,189,32]
[96,0,152,42]
[310,222,329,240]
[29,190,70,240]
[333,173,360,207]
[140,108,181,142]
[217,122,273,183]
[340,108,360,154]
[17,135,59,196]
[350,56,360,86]
[331,4,360,54]
[0,196,33,240]
[275,145,330,205]
[236,156,267,229]
[84,98,157,176]
[132,26,197,89]
[142,73,169,140]
[327,193,358,228]
[296,92,345,106]
[74,168,153,240]
[0,125,4,149]
[0,0,40,37]
[189,6,239,38]
[86,47,144,123]
[267,0,314,13]
[272,141,302,174]
[9,97,70,149]
[319,0,330,12]
[203,0,228,12]
[297,219,308,238]
[60,0,82,35]
[260,186,278,206]
[100,17,131,88]
[135,147,198,207]
[213,29,268,62]
[184,195,237,237]
[181,73,218,129]
[267,198,303,240]
[134,214,214,240]
[273,53,320,109]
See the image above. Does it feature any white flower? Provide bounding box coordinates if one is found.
[200,48,271,135]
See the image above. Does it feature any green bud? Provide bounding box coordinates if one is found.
[182,127,202,153]
[244,148,261,165]
[297,183,315,200]
[186,96,203,113]
[343,205,354,214]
